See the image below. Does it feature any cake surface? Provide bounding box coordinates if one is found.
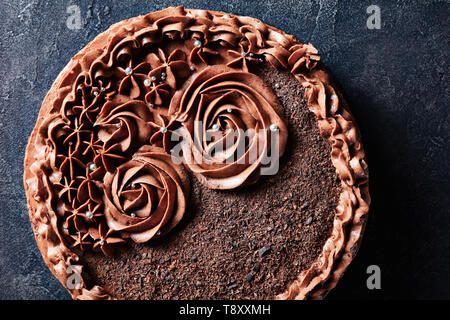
[23,6,370,300]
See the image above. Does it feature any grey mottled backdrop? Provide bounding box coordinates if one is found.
[0,0,448,299]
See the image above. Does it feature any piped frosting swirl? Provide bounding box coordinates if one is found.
[103,145,189,243]
[169,65,288,189]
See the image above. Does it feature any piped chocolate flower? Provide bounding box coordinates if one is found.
[148,113,181,153]
[144,82,171,107]
[188,38,219,66]
[226,43,260,72]
[169,65,288,189]
[89,221,126,257]
[146,48,190,89]
[103,145,189,243]
[95,100,153,155]
[117,62,152,99]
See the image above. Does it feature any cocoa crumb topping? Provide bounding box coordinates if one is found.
[79,65,341,299]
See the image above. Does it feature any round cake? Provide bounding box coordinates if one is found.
[23,6,370,300]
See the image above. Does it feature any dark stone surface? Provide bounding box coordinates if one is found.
[0,0,448,300]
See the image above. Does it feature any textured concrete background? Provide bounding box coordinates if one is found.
[0,0,448,299]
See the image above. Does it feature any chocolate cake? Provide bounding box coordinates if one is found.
[23,6,370,300]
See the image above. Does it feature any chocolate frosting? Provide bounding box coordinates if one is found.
[103,145,189,243]
[169,65,288,189]
[23,6,369,300]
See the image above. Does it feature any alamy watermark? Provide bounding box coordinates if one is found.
[66,5,82,30]
[169,122,282,176]
[367,5,381,29]
[66,265,82,290]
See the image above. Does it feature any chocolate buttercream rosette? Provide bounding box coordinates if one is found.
[23,6,369,300]
[169,65,288,189]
